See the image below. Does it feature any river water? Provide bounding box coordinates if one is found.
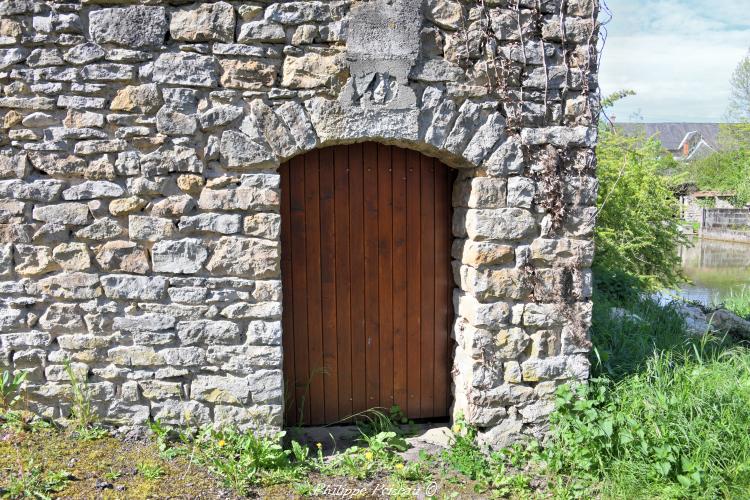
[672,238,750,306]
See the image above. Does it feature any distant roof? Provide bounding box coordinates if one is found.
[616,123,721,151]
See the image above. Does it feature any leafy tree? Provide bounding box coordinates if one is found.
[593,92,688,290]
[679,144,750,206]
[594,128,687,289]
[727,52,750,123]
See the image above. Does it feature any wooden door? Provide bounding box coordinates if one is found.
[280,143,455,426]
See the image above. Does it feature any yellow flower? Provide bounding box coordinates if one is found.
[316,442,322,449]
[218,439,226,448]
[365,451,374,461]
[395,463,404,470]
[452,424,461,434]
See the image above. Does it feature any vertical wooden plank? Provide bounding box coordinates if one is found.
[391,148,408,413]
[420,155,436,417]
[289,154,310,425]
[304,150,325,425]
[319,147,338,423]
[377,144,394,409]
[334,146,353,419]
[349,143,367,414]
[433,162,453,416]
[363,142,380,410]
[280,162,296,424]
[405,149,422,417]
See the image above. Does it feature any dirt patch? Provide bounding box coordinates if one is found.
[0,427,237,499]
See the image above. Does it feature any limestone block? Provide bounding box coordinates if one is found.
[219,58,278,90]
[151,400,210,426]
[530,238,595,267]
[237,21,285,43]
[219,131,277,170]
[139,380,182,400]
[177,320,241,346]
[2,180,64,202]
[458,240,514,267]
[128,215,176,242]
[109,197,147,217]
[191,375,252,405]
[108,345,164,367]
[246,320,282,346]
[113,314,175,333]
[62,181,124,200]
[198,105,244,131]
[153,53,219,88]
[213,404,282,432]
[75,218,123,241]
[89,6,167,49]
[243,213,281,239]
[206,236,279,279]
[34,273,101,300]
[63,42,105,65]
[461,266,533,301]
[170,2,235,43]
[0,308,25,330]
[0,154,27,179]
[506,177,536,209]
[457,294,511,329]
[96,240,149,274]
[52,242,91,271]
[151,195,196,218]
[179,213,242,235]
[0,47,28,70]
[14,245,56,276]
[80,63,135,81]
[160,347,206,367]
[265,2,331,24]
[425,0,463,30]
[485,136,525,176]
[100,274,167,301]
[467,177,507,209]
[151,239,209,274]
[464,208,537,241]
[281,51,347,89]
[110,84,162,113]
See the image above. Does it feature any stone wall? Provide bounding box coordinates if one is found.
[0,0,600,447]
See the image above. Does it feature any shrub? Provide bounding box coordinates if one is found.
[594,127,688,289]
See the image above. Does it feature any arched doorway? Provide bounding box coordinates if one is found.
[280,143,456,426]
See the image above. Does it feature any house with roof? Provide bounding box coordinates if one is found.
[617,123,721,161]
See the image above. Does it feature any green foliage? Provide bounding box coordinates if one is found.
[441,424,485,480]
[726,52,750,122]
[594,126,688,289]
[538,273,750,498]
[63,361,104,439]
[544,341,750,498]
[0,371,27,411]
[321,431,408,480]
[601,89,636,110]
[194,428,303,493]
[679,138,750,207]
[440,418,534,497]
[4,462,71,500]
[722,286,750,319]
[136,462,165,481]
[590,290,690,380]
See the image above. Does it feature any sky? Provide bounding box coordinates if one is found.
[599,0,750,123]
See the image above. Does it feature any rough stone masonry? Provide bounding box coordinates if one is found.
[0,0,600,447]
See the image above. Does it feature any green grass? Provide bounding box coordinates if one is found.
[721,286,750,319]
[539,289,750,498]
